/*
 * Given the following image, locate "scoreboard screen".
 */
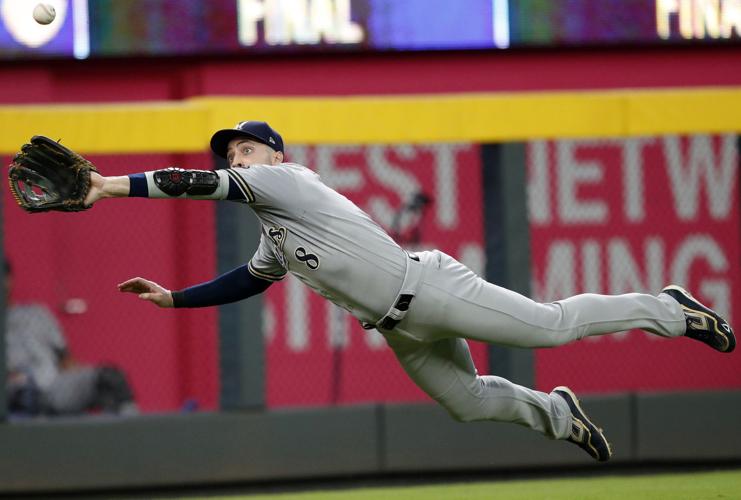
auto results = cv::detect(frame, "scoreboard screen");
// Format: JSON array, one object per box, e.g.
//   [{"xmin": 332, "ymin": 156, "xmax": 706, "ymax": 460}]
[{"xmin": 0, "ymin": 0, "xmax": 738, "ymax": 60}]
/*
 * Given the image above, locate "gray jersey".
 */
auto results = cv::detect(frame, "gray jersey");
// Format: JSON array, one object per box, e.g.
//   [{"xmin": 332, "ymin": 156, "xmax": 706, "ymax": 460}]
[
  {"xmin": 142, "ymin": 160, "xmax": 695, "ymax": 450},
  {"xmin": 145, "ymin": 163, "xmax": 406, "ymax": 322}
]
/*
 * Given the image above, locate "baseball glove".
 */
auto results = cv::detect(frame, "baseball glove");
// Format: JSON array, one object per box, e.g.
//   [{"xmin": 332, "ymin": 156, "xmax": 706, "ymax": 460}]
[{"xmin": 8, "ymin": 136, "xmax": 98, "ymax": 213}]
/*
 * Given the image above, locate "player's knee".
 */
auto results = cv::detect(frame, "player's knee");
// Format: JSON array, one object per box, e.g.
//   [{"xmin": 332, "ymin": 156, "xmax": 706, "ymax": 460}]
[
  {"xmin": 436, "ymin": 398, "xmax": 472, "ymax": 422},
  {"xmin": 444, "ymin": 406, "xmax": 479, "ymax": 423},
  {"xmin": 435, "ymin": 393, "xmax": 482, "ymax": 423},
  {"xmin": 530, "ymin": 334, "xmax": 570, "ymax": 348}
]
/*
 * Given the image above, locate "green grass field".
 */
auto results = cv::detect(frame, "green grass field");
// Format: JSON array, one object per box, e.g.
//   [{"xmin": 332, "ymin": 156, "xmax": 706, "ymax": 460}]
[{"xmin": 191, "ymin": 469, "xmax": 741, "ymax": 500}]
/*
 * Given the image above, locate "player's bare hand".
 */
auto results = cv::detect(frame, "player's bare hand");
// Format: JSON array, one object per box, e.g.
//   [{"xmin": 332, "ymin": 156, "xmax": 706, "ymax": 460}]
[{"xmin": 118, "ymin": 277, "xmax": 174, "ymax": 308}]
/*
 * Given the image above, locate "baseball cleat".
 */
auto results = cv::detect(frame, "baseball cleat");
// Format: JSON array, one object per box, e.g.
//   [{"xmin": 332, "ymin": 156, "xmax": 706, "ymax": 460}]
[
  {"xmin": 661, "ymin": 285, "xmax": 735, "ymax": 353},
  {"xmin": 553, "ymin": 386, "xmax": 612, "ymax": 462}
]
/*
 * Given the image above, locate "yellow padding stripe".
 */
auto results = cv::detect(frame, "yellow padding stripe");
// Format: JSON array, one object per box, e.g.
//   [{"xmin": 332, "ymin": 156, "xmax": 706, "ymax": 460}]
[
  {"xmin": 195, "ymin": 92, "xmax": 627, "ymax": 144},
  {"xmin": 0, "ymin": 87, "xmax": 739, "ymax": 154},
  {"xmin": 0, "ymin": 101, "xmax": 211, "ymax": 154},
  {"xmin": 625, "ymin": 89, "xmax": 741, "ymax": 135}
]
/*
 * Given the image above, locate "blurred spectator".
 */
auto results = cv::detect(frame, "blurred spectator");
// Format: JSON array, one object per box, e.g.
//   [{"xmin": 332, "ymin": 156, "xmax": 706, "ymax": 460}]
[{"xmin": 4, "ymin": 260, "xmax": 138, "ymax": 417}]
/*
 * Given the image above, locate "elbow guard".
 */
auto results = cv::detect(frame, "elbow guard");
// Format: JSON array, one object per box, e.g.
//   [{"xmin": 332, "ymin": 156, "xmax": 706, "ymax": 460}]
[{"xmin": 153, "ymin": 167, "xmax": 219, "ymax": 196}]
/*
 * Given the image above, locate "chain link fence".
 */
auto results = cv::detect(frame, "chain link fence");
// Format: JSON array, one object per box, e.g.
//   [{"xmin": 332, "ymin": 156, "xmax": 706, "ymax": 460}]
[
  {"xmin": 3, "ymin": 152, "xmax": 218, "ymax": 416},
  {"xmin": 3, "ymin": 144, "xmax": 488, "ymax": 414},
  {"xmin": 528, "ymin": 134, "xmax": 740, "ymax": 394},
  {"xmin": 4, "ymin": 134, "xmax": 738, "ymax": 417}
]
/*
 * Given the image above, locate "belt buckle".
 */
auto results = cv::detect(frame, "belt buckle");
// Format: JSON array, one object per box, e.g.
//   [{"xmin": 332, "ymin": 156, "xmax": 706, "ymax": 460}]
[{"xmin": 378, "ymin": 316, "xmax": 399, "ymax": 330}]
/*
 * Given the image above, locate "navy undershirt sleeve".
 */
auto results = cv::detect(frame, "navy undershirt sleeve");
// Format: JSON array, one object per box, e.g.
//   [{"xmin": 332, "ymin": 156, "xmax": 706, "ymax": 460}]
[
  {"xmin": 226, "ymin": 178, "xmax": 247, "ymax": 200},
  {"xmin": 171, "ymin": 264, "xmax": 272, "ymax": 308},
  {"xmin": 128, "ymin": 173, "xmax": 148, "ymax": 197}
]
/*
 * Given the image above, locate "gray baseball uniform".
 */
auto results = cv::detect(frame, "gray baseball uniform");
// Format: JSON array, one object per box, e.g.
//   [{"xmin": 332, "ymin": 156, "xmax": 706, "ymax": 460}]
[{"xmin": 142, "ymin": 162, "xmax": 687, "ymax": 439}]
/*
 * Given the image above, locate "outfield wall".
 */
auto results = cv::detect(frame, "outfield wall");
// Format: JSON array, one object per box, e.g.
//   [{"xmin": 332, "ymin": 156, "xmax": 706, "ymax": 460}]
[{"xmin": 0, "ymin": 100, "xmax": 739, "ymax": 492}]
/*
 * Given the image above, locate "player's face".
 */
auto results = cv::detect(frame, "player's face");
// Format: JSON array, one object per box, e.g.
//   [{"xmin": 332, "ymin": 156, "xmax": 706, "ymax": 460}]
[{"xmin": 226, "ymin": 138, "xmax": 283, "ymax": 168}]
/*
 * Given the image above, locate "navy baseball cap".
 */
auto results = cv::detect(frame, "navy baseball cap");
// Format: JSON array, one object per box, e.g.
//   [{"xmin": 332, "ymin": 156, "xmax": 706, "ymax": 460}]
[{"xmin": 210, "ymin": 120, "xmax": 284, "ymax": 158}]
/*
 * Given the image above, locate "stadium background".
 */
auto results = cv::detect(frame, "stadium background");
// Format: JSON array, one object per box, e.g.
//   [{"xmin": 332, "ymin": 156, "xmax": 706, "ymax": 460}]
[{"xmin": 0, "ymin": 0, "xmax": 739, "ymax": 494}]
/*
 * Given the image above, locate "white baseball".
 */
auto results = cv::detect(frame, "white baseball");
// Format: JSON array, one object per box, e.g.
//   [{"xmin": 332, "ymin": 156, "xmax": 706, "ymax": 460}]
[{"xmin": 32, "ymin": 3, "xmax": 56, "ymax": 25}]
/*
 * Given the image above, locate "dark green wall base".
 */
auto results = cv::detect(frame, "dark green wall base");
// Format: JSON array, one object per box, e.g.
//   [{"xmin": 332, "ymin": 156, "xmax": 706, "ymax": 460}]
[
  {"xmin": 0, "ymin": 391, "xmax": 739, "ymax": 494},
  {"xmin": 384, "ymin": 392, "xmax": 634, "ymax": 470}
]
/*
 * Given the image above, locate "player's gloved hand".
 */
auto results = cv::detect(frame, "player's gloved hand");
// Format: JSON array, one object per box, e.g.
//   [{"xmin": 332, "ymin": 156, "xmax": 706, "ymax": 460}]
[
  {"xmin": 118, "ymin": 277, "xmax": 174, "ymax": 308},
  {"xmin": 8, "ymin": 135, "xmax": 99, "ymax": 212}
]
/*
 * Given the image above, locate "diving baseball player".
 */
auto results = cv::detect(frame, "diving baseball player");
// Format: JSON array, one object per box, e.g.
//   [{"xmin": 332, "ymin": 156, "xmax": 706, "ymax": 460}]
[{"xmin": 83, "ymin": 121, "xmax": 736, "ymax": 462}]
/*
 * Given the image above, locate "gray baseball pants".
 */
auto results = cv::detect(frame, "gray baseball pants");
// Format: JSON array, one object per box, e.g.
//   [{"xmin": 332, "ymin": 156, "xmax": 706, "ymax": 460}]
[{"xmin": 380, "ymin": 250, "xmax": 687, "ymax": 440}]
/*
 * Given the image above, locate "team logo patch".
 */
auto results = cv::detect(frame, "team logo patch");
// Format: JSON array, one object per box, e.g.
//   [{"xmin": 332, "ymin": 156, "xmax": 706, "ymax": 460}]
[
  {"xmin": 267, "ymin": 226, "xmax": 288, "ymax": 267},
  {"xmin": 268, "ymin": 226, "xmax": 286, "ymax": 248}
]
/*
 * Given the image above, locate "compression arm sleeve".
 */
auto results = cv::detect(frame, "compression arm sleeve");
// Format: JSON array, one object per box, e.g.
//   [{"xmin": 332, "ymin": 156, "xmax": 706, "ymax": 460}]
[
  {"xmin": 171, "ymin": 264, "xmax": 272, "ymax": 308},
  {"xmin": 127, "ymin": 170, "xmax": 247, "ymax": 201}
]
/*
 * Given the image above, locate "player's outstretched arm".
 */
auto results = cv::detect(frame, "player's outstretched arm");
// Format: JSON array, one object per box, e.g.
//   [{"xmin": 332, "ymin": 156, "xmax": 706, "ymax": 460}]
[
  {"xmin": 85, "ymin": 167, "xmax": 236, "ymax": 206},
  {"xmin": 118, "ymin": 265, "xmax": 273, "ymax": 309},
  {"xmin": 118, "ymin": 277, "xmax": 174, "ymax": 308}
]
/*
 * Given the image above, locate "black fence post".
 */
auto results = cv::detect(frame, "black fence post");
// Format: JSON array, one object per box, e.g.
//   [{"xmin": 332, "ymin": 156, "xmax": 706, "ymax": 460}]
[
  {"xmin": 214, "ymin": 155, "xmax": 265, "ymax": 410},
  {"xmin": 481, "ymin": 143, "xmax": 535, "ymax": 388}
]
